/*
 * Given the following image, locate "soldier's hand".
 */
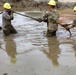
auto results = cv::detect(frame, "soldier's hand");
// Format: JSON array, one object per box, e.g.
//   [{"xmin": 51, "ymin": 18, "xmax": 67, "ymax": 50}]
[{"xmin": 36, "ymin": 18, "xmax": 43, "ymax": 22}]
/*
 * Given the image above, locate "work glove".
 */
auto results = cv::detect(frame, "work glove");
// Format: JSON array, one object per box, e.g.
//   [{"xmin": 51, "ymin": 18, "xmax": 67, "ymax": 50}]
[
  {"xmin": 36, "ymin": 18, "xmax": 43, "ymax": 22},
  {"xmin": 62, "ymin": 23, "xmax": 70, "ymax": 31}
]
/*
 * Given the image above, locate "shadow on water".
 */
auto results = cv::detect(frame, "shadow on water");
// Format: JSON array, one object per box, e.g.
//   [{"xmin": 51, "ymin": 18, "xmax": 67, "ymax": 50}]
[
  {"xmin": 3, "ymin": 37, "xmax": 17, "ymax": 64},
  {"xmin": 0, "ymin": 36, "xmax": 35, "ymax": 64},
  {"xmin": 0, "ymin": 36, "xmax": 18, "ymax": 64},
  {"xmin": 56, "ymin": 34, "xmax": 76, "ymax": 66},
  {"xmin": 59, "ymin": 42, "xmax": 76, "ymax": 66},
  {"xmin": 41, "ymin": 36, "xmax": 60, "ymax": 67},
  {"xmin": 41, "ymin": 34, "xmax": 76, "ymax": 67}
]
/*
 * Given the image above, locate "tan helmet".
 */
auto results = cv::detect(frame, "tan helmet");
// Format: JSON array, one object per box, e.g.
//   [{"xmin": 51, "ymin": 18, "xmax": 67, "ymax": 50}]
[
  {"xmin": 3, "ymin": 3, "xmax": 11, "ymax": 9},
  {"xmin": 48, "ymin": 0, "xmax": 56, "ymax": 6}
]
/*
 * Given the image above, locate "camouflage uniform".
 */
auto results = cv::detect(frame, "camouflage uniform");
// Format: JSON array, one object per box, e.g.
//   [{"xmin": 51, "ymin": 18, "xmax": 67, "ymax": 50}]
[
  {"xmin": 43, "ymin": 9, "xmax": 59, "ymax": 37},
  {"xmin": 73, "ymin": 18, "xmax": 76, "ymax": 26},
  {"xmin": 2, "ymin": 10, "xmax": 17, "ymax": 36}
]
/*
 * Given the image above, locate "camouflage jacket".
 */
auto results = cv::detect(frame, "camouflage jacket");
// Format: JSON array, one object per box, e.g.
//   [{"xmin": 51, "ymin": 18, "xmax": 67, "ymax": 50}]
[
  {"xmin": 73, "ymin": 18, "xmax": 76, "ymax": 26},
  {"xmin": 43, "ymin": 9, "xmax": 60, "ymax": 31},
  {"xmin": 2, "ymin": 10, "xmax": 14, "ymax": 29}
]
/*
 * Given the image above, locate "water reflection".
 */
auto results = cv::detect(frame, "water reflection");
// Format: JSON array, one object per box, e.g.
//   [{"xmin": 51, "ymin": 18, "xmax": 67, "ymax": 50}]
[
  {"xmin": 58, "ymin": 41, "xmax": 76, "ymax": 66},
  {"xmin": 42, "ymin": 36, "xmax": 60, "ymax": 67},
  {"xmin": 4, "ymin": 37, "xmax": 17, "ymax": 64},
  {"xmin": 73, "ymin": 44, "xmax": 76, "ymax": 57}
]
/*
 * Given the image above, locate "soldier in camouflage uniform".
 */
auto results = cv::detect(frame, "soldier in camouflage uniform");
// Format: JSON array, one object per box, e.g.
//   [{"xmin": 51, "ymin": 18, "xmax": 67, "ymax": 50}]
[
  {"xmin": 67, "ymin": 6, "xmax": 76, "ymax": 28},
  {"xmin": 2, "ymin": 3, "xmax": 17, "ymax": 36},
  {"xmin": 39, "ymin": 0, "xmax": 59, "ymax": 37}
]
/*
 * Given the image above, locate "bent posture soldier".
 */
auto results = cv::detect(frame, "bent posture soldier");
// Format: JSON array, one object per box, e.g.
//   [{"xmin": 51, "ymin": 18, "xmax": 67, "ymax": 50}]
[
  {"xmin": 67, "ymin": 6, "xmax": 76, "ymax": 28},
  {"xmin": 39, "ymin": 0, "xmax": 59, "ymax": 37},
  {"xmin": 2, "ymin": 3, "xmax": 17, "ymax": 36}
]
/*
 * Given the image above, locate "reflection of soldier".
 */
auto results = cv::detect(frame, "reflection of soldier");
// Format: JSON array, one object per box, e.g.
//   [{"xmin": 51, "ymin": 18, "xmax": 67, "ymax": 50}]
[
  {"xmin": 42, "ymin": 36, "xmax": 60, "ymax": 67},
  {"xmin": 71, "ymin": 43, "xmax": 76, "ymax": 57},
  {"xmin": 4, "ymin": 37, "xmax": 17, "ymax": 64}
]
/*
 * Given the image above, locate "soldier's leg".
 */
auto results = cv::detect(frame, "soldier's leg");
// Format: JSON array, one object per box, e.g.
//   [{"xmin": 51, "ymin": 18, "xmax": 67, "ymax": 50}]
[
  {"xmin": 10, "ymin": 25, "xmax": 17, "ymax": 34},
  {"xmin": 46, "ymin": 29, "xmax": 52, "ymax": 37},
  {"xmin": 3, "ymin": 29, "xmax": 10, "ymax": 36}
]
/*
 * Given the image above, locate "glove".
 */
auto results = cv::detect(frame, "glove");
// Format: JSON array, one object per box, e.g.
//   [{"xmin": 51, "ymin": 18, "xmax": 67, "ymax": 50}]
[
  {"xmin": 36, "ymin": 18, "xmax": 43, "ymax": 22},
  {"xmin": 62, "ymin": 23, "xmax": 69, "ymax": 27}
]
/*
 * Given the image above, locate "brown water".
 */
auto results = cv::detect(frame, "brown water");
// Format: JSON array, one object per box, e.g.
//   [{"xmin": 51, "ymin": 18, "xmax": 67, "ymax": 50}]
[{"xmin": 0, "ymin": 9, "xmax": 76, "ymax": 75}]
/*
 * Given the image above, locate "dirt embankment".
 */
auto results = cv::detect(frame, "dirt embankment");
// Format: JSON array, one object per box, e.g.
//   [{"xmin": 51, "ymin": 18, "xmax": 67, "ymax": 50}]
[{"xmin": 0, "ymin": 0, "xmax": 76, "ymax": 11}]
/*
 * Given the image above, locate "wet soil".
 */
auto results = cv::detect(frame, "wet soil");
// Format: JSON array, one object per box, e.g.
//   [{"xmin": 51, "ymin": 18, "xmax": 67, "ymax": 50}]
[
  {"xmin": 0, "ymin": 0, "xmax": 76, "ymax": 11},
  {"xmin": 0, "ymin": 8, "xmax": 76, "ymax": 75}
]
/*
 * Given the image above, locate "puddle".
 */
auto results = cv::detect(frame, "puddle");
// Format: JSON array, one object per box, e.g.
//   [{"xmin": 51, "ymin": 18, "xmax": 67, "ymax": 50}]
[{"xmin": 0, "ymin": 9, "xmax": 76, "ymax": 75}]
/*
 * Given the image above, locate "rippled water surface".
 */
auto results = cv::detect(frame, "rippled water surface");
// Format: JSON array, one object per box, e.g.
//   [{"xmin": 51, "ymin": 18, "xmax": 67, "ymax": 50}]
[{"xmin": 0, "ymin": 9, "xmax": 76, "ymax": 75}]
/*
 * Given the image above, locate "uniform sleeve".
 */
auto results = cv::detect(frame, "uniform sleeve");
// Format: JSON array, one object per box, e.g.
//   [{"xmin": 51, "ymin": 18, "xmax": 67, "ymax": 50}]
[
  {"xmin": 52, "ymin": 11, "xmax": 60, "ymax": 21},
  {"xmin": 3, "ymin": 12, "xmax": 14, "ymax": 20},
  {"xmin": 42, "ymin": 10, "xmax": 49, "ymax": 22},
  {"xmin": 48, "ymin": 10, "xmax": 59, "ymax": 24}
]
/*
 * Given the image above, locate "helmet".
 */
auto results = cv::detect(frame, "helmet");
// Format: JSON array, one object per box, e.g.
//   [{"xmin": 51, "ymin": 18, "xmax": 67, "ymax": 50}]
[
  {"xmin": 48, "ymin": 0, "xmax": 56, "ymax": 6},
  {"xmin": 3, "ymin": 3, "xmax": 11, "ymax": 9},
  {"xmin": 73, "ymin": 6, "xmax": 76, "ymax": 11}
]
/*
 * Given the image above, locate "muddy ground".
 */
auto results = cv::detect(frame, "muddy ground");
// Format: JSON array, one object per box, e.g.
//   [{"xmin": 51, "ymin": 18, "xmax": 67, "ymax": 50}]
[{"xmin": 0, "ymin": 8, "xmax": 76, "ymax": 75}]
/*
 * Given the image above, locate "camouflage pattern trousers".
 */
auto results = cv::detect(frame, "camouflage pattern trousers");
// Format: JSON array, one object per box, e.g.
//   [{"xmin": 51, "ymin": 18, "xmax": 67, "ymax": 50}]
[{"xmin": 3, "ymin": 25, "xmax": 17, "ymax": 36}]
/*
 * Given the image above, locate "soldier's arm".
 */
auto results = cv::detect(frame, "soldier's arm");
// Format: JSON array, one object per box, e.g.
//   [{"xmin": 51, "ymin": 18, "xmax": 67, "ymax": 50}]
[
  {"xmin": 37, "ymin": 11, "xmax": 48, "ymax": 22},
  {"xmin": 42, "ymin": 10, "xmax": 48, "ymax": 22},
  {"xmin": 3, "ymin": 12, "xmax": 14, "ymax": 20}
]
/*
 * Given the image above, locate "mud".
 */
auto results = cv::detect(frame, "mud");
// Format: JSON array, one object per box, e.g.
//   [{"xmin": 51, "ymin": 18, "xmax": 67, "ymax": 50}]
[
  {"xmin": 0, "ymin": 0, "xmax": 76, "ymax": 10},
  {"xmin": 0, "ymin": 9, "xmax": 76, "ymax": 75}
]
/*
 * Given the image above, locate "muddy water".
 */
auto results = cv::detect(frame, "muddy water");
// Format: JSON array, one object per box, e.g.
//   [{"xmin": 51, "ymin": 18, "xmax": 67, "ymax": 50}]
[{"xmin": 0, "ymin": 9, "xmax": 76, "ymax": 75}]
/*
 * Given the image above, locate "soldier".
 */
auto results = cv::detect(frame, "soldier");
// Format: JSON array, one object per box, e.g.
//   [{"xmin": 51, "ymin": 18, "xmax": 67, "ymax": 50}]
[
  {"xmin": 39, "ymin": 0, "xmax": 60, "ymax": 37},
  {"xmin": 66, "ymin": 6, "xmax": 76, "ymax": 29},
  {"xmin": 2, "ymin": 3, "xmax": 17, "ymax": 36}
]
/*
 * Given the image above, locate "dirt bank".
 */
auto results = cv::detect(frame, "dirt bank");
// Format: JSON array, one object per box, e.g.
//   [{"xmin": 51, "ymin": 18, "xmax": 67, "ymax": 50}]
[{"xmin": 0, "ymin": 0, "xmax": 76, "ymax": 11}]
